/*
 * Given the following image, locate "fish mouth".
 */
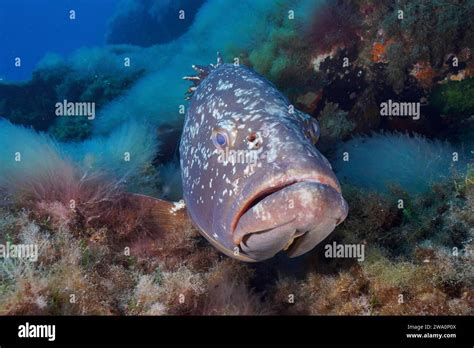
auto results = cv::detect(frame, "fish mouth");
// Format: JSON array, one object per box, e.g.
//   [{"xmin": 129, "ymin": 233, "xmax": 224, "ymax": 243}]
[
  {"xmin": 231, "ymin": 174, "xmax": 341, "ymax": 238},
  {"xmin": 231, "ymin": 175, "xmax": 347, "ymax": 261}
]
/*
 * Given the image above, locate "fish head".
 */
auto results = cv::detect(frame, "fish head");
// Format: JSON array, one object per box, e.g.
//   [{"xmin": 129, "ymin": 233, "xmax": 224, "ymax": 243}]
[{"xmin": 180, "ymin": 64, "xmax": 348, "ymax": 262}]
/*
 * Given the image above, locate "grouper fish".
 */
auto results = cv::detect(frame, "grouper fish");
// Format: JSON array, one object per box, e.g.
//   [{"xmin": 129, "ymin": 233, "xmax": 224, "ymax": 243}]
[{"xmin": 139, "ymin": 54, "xmax": 348, "ymax": 262}]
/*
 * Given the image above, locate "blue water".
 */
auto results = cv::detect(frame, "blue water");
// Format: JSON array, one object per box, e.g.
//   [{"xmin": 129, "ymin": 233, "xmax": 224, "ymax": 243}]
[
  {"xmin": 0, "ymin": 0, "xmax": 117, "ymax": 82},
  {"xmin": 0, "ymin": 0, "xmax": 205, "ymax": 82}
]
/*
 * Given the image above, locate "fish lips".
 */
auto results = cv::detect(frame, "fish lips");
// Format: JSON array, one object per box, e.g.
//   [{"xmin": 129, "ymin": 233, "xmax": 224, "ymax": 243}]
[{"xmin": 232, "ymin": 181, "xmax": 348, "ymax": 261}]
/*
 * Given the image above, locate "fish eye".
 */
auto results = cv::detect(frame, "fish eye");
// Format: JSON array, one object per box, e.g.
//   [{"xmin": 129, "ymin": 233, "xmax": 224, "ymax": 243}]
[
  {"xmin": 308, "ymin": 119, "xmax": 320, "ymax": 144},
  {"xmin": 212, "ymin": 128, "xmax": 229, "ymax": 150}
]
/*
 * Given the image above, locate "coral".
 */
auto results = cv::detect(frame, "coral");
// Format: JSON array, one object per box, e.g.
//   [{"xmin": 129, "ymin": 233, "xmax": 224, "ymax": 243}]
[
  {"xmin": 266, "ymin": 214, "xmax": 472, "ymax": 316},
  {"xmin": 0, "ymin": 205, "xmax": 210, "ymax": 315}
]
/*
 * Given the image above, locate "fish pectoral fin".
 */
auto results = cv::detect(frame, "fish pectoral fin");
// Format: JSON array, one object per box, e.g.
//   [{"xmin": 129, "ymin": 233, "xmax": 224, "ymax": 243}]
[{"xmin": 127, "ymin": 194, "xmax": 192, "ymax": 236}]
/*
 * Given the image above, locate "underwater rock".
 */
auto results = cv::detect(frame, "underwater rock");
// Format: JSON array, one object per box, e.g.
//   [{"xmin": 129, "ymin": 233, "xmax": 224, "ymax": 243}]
[
  {"xmin": 410, "ymin": 61, "xmax": 437, "ymax": 89},
  {"xmin": 319, "ymin": 50, "xmax": 367, "ymax": 107},
  {"xmin": 430, "ymin": 78, "xmax": 474, "ymax": 123},
  {"xmin": 334, "ymin": 186, "xmax": 402, "ymax": 248},
  {"xmin": 0, "ymin": 55, "xmax": 144, "ymax": 140},
  {"xmin": 106, "ymin": 0, "xmax": 206, "ymax": 47},
  {"xmin": 0, "ymin": 68, "xmax": 66, "ymax": 131},
  {"xmin": 306, "ymin": 1, "xmax": 361, "ymax": 54},
  {"xmin": 295, "ymin": 90, "xmax": 323, "ymax": 114},
  {"xmin": 371, "ymin": 40, "xmax": 393, "ymax": 64},
  {"xmin": 381, "ymin": 0, "xmax": 474, "ymax": 70},
  {"xmin": 248, "ymin": 24, "xmax": 313, "ymax": 89},
  {"xmin": 317, "ymin": 102, "xmax": 355, "ymax": 149},
  {"xmin": 157, "ymin": 162, "xmax": 183, "ymax": 201}
]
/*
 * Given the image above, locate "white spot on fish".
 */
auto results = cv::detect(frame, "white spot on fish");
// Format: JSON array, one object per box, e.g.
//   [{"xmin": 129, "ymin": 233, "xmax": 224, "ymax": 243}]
[{"xmin": 170, "ymin": 200, "xmax": 186, "ymax": 215}]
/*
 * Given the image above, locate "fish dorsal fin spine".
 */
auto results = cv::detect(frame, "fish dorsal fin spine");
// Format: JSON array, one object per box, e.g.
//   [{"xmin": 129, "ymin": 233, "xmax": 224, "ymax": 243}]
[{"xmin": 183, "ymin": 52, "xmax": 223, "ymax": 100}]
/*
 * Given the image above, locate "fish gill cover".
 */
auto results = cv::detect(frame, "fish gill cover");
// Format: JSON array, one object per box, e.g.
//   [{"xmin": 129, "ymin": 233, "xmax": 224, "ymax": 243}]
[{"xmin": 0, "ymin": 0, "xmax": 472, "ymax": 315}]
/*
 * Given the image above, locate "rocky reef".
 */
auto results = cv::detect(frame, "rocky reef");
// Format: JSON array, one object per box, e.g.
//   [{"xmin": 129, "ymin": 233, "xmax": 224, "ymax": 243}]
[{"xmin": 0, "ymin": 171, "xmax": 471, "ymax": 315}]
